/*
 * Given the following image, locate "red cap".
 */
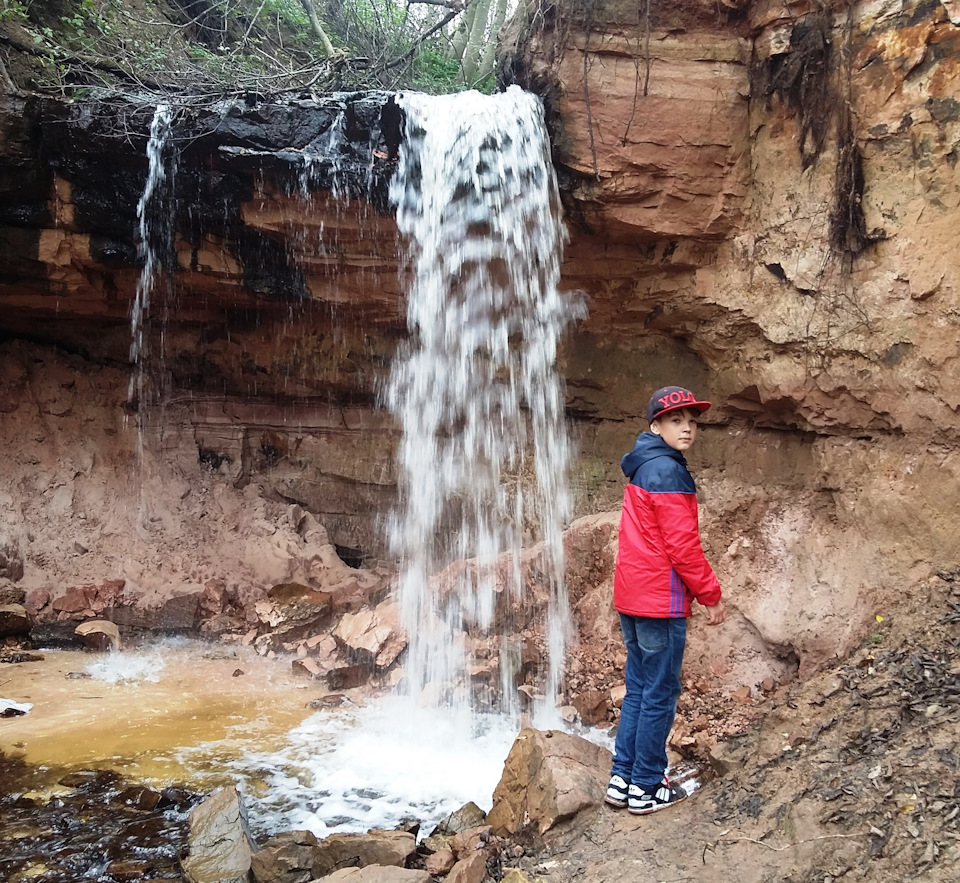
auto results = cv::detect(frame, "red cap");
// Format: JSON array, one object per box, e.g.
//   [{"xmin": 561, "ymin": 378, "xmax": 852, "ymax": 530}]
[{"xmin": 646, "ymin": 386, "xmax": 712, "ymax": 424}]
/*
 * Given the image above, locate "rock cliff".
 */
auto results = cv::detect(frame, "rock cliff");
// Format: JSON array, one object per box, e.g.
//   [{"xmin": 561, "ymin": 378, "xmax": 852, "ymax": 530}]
[
  {"xmin": 505, "ymin": 0, "xmax": 960, "ymax": 684},
  {"xmin": 1, "ymin": 0, "xmax": 958, "ymax": 692}
]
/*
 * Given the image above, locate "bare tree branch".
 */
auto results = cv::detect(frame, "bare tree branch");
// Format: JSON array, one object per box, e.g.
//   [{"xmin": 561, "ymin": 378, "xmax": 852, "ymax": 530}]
[
  {"xmin": 379, "ymin": 7, "xmax": 461, "ymax": 72},
  {"xmin": 298, "ymin": 0, "xmax": 339, "ymax": 57}
]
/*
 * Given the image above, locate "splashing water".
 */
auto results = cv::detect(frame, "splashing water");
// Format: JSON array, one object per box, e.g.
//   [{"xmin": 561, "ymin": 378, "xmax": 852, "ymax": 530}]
[
  {"xmin": 84, "ymin": 650, "xmax": 166, "ymax": 685},
  {"xmin": 387, "ymin": 87, "xmax": 583, "ymax": 720},
  {"xmin": 220, "ymin": 699, "xmax": 519, "ymax": 839}
]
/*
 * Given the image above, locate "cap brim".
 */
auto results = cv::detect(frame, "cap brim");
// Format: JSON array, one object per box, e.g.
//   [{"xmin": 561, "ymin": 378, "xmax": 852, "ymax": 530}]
[{"xmin": 657, "ymin": 400, "xmax": 711, "ymax": 418}]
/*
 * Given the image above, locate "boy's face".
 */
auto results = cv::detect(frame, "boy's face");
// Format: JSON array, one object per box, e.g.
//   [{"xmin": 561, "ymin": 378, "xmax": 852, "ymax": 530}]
[{"xmin": 651, "ymin": 407, "xmax": 700, "ymax": 452}]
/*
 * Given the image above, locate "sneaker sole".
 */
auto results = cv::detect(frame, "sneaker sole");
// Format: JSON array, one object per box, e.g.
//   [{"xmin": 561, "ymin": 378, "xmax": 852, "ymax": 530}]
[
  {"xmin": 627, "ymin": 793, "xmax": 687, "ymax": 815},
  {"xmin": 604, "ymin": 795, "xmax": 628, "ymax": 808}
]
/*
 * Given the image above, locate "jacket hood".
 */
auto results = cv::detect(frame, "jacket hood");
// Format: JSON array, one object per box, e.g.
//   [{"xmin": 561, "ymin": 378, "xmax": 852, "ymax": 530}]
[{"xmin": 620, "ymin": 431, "xmax": 686, "ymax": 480}]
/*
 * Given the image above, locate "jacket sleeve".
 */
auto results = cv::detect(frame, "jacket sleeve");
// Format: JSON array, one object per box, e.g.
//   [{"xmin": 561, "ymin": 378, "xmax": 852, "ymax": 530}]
[{"xmin": 650, "ymin": 491, "xmax": 722, "ymax": 607}]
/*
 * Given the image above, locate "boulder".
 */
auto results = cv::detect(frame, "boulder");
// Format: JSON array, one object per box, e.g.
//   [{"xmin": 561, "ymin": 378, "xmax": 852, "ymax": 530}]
[
  {"xmin": 446, "ymin": 851, "xmax": 488, "ymax": 883},
  {"xmin": 28, "ymin": 620, "xmax": 86, "ymax": 649},
  {"xmin": 108, "ymin": 591, "xmax": 201, "ymax": 632},
  {"xmin": 487, "ymin": 728, "xmax": 611, "ymax": 841},
  {"xmin": 332, "ymin": 600, "xmax": 406, "ymax": 668},
  {"xmin": 325, "ymin": 661, "xmax": 372, "ymax": 690},
  {"xmin": 448, "ymin": 826, "xmax": 494, "ymax": 860},
  {"xmin": 200, "ymin": 579, "xmax": 229, "ymax": 617},
  {"xmin": 181, "ymin": 787, "xmax": 255, "ymax": 883},
  {"xmin": 423, "ymin": 851, "xmax": 456, "ymax": 875},
  {"xmin": 112, "ymin": 785, "xmax": 163, "ymax": 811},
  {"xmin": 250, "ymin": 830, "xmax": 318, "ymax": 883},
  {"xmin": 571, "ymin": 688, "xmax": 609, "ymax": 726},
  {"xmin": 291, "ymin": 657, "xmax": 322, "ymax": 679},
  {"xmin": 436, "ymin": 802, "xmax": 487, "ymax": 836},
  {"xmin": 75, "ymin": 619, "xmax": 121, "ymax": 652},
  {"xmin": 254, "ymin": 583, "xmax": 334, "ymax": 647},
  {"xmin": 311, "ymin": 830, "xmax": 416, "ymax": 879},
  {"xmin": 51, "ymin": 580, "xmax": 126, "ymax": 619},
  {"xmin": 53, "ymin": 585, "xmax": 96, "ymax": 615},
  {"xmin": 0, "ymin": 602, "xmax": 30, "ymax": 637},
  {"xmin": 24, "ymin": 588, "xmax": 50, "ymax": 617}
]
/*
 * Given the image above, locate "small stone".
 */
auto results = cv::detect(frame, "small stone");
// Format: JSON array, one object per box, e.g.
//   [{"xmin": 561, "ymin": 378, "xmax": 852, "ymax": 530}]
[
  {"xmin": 609, "ymin": 684, "xmax": 626, "ymax": 707},
  {"xmin": 75, "ymin": 619, "xmax": 121, "ymax": 652},
  {"xmin": 424, "ymin": 850, "xmax": 456, "ymax": 875},
  {"xmin": 292, "ymin": 657, "xmax": 321, "ymax": 678}
]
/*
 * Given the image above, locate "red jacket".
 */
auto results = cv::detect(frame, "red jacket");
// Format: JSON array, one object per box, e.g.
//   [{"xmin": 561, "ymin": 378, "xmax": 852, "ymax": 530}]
[{"xmin": 613, "ymin": 432, "xmax": 722, "ymax": 618}]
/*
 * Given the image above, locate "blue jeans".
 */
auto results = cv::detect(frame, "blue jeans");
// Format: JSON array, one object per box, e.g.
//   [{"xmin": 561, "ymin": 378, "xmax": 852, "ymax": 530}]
[{"xmin": 611, "ymin": 614, "xmax": 686, "ymax": 789}]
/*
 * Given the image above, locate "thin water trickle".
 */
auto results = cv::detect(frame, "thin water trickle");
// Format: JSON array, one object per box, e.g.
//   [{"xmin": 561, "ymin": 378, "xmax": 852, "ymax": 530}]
[
  {"xmin": 128, "ymin": 104, "xmax": 175, "ymax": 411},
  {"xmin": 387, "ymin": 87, "xmax": 584, "ymax": 719}
]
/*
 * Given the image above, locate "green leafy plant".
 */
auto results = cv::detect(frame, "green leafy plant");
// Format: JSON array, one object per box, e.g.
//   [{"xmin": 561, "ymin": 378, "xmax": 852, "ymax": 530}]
[{"xmin": 0, "ymin": 0, "xmax": 29, "ymax": 22}]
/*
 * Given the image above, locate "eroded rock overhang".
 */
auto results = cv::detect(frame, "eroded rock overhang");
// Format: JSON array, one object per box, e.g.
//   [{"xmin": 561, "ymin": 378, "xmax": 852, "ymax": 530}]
[{"xmin": 0, "ymin": 90, "xmax": 406, "ymax": 344}]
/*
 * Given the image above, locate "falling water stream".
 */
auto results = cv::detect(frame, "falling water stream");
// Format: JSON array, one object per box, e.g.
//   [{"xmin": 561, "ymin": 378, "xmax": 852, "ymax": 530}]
[{"xmin": 388, "ymin": 87, "xmax": 582, "ymax": 720}]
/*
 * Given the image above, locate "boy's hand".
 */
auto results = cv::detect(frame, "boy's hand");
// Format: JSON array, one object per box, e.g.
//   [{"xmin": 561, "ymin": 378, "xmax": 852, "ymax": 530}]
[{"xmin": 703, "ymin": 600, "xmax": 726, "ymax": 625}]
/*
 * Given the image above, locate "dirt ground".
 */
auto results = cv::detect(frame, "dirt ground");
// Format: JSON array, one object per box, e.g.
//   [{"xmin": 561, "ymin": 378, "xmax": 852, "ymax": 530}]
[{"xmin": 521, "ymin": 567, "xmax": 960, "ymax": 883}]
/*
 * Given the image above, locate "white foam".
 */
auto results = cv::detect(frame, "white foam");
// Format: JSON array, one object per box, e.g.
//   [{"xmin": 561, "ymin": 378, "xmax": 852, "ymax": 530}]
[{"xmin": 221, "ymin": 697, "xmax": 519, "ymax": 839}]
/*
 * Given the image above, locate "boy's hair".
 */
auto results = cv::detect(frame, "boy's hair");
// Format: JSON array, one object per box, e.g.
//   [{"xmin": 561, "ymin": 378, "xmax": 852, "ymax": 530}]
[{"xmin": 646, "ymin": 386, "xmax": 711, "ymax": 424}]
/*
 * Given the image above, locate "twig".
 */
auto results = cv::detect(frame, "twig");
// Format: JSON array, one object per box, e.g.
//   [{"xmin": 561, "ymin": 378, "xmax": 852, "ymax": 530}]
[
  {"xmin": 581, "ymin": 0, "xmax": 600, "ymax": 181},
  {"xmin": 0, "ymin": 50, "xmax": 20, "ymax": 95},
  {"xmin": 378, "ymin": 8, "xmax": 461, "ymax": 72},
  {"xmin": 704, "ymin": 829, "xmax": 870, "ymax": 862}
]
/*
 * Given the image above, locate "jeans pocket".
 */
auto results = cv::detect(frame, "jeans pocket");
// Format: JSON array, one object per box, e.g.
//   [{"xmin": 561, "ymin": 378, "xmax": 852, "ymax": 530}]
[{"xmin": 634, "ymin": 617, "xmax": 668, "ymax": 654}]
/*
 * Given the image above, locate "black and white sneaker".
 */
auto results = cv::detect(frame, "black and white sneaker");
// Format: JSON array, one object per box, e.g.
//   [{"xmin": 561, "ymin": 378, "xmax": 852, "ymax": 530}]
[
  {"xmin": 604, "ymin": 774, "xmax": 630, "ymax": 808},
  {"xmin": 628, "ymin": 780, "xmax": 687, "ymax": 815}
]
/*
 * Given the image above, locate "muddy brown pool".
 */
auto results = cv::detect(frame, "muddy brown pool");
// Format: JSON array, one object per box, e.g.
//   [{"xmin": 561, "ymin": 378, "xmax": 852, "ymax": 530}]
[{"xmin": 0, "ymin": 642, "xmax": 322, "ymax": 792}]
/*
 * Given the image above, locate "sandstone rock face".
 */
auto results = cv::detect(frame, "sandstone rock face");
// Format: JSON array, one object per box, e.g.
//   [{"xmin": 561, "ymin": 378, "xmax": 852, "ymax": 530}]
[{"xmin": 505, "ymin": 0, "xmax": 751, "ymax": 242}]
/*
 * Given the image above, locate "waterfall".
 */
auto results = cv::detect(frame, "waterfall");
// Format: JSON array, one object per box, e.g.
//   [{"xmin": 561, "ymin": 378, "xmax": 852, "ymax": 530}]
[
  {"xmin": 128, "ymin": 104, "xmax": 176, "ymax": 411},
  {"xmin": 387, "ymin": 86, "xmax": 583, "ymax": 720}
]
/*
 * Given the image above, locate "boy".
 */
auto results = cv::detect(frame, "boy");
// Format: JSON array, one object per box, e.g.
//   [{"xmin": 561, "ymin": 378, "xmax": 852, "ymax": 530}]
[{"xmin": 605, "ymin": 385, "xmax": 726, "ymax": 815}]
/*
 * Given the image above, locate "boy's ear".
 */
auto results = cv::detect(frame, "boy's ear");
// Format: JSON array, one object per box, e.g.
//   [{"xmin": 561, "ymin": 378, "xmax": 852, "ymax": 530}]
[{"xmin": 650, "ymin": 419, "xmax": 661, "ymax": 436}]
